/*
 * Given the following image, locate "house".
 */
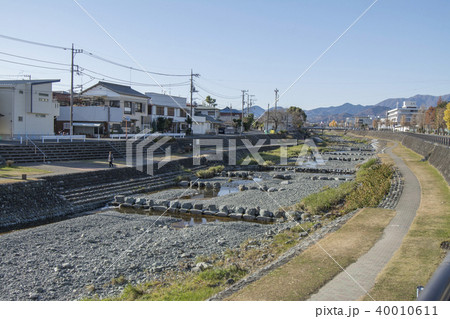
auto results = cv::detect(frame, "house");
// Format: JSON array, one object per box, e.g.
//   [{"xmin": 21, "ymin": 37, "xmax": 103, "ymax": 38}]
[
  {"xmin": 194, "ymin": 106, "xmax": 220, "ymax": 119},
  {"xmin": 80, "ymin": 81, "xmax": 149, "ymax": 134},
  {"xmin": 387, "ymin": 101, "xmax": 419, "ymax": 130},
  {"xmin": 0, "ymin": 79, "xmax": 60, "ymax": 139},
  {"xmin": 220, "ymin": 107, "xmax": 242, "ymax": 124},
  {"xmin": 145, "ymin": 92, "xmax": 188, "ymax": 133}
]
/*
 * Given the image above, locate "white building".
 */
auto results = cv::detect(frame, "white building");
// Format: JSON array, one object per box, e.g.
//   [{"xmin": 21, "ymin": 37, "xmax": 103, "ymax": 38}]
[
  {"xmin": 81, "ymin": 81, "xmax": 149, "ymax": 134},
  {"xmin": 387, "ymin": 101, "xmax": 419, "ymax": 129},
  {"xmin": 0, "ymin": 79, "xmax": 60, "ymax": 139},
  {"xmin": 145, "ymin": 92, "xmax": 188, "ymax": 132}
]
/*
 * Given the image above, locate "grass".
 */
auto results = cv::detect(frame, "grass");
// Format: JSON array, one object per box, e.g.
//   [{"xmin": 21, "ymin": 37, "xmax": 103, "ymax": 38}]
[
  {"xmin": 227, "ymin": 207, "xmax": 396, "ymax": 300},
  {"xmin": 296, "ymin": 158, "xmax": 393, "ymax": 215},
  {"xmin": 361, "ymin": 144, "xmax": 450, "ymax": 300},
  {"xmin": 0, "ymin": 165, "xmax": 51, "ymax": 179},
  {"xmin": 195, "ymin": 165, "xmax": 224, "ymax": 179}
]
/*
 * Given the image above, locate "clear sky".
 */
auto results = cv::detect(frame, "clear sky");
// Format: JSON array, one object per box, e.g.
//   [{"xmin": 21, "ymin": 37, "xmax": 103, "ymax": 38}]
[{"xmin": 1, "ymin": 0, "xmax": 449, "ymax": 110}]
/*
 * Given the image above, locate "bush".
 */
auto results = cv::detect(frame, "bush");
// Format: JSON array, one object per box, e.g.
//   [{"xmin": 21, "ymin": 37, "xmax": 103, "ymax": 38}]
[
  {"xmin": 5, "ymin": 160, "xmax": 14, "ymax": 167},
  {"xmin": 195, "ymin": 165, "xmax": 224, "ymax": 179}
]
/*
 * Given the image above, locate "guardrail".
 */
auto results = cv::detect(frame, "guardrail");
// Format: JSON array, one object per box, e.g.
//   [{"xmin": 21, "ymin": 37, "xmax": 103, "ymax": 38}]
[
  {"xmin": 41, "ymin": 135, "xmax": 87, "ymax": 143},
  {"xmin": 406, "ymin": 132, "xmax": 450, "ymax": 147},
  {"xmin": 417, "ymin": 252, "xmax": 450, "ymax": 301},
  {"xmin": 110, "ymin": 133, "xmax": 186, "ymax": 139}
]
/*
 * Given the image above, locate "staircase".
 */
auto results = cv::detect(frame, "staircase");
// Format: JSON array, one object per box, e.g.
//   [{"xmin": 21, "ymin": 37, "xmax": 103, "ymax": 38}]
[{"xmin": 44, "ymin": 165, "xmax": 207, "ymax": 211}]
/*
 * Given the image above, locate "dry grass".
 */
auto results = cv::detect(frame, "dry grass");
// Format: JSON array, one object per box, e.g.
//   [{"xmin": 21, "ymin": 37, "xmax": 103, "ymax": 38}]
[
  {"xmin": 362, "ymin": 144, "xmax": 450, "ymax": 300},
  {"xmin": 227, "ymin": 207, "xmax": 395, "ymax": 300}
]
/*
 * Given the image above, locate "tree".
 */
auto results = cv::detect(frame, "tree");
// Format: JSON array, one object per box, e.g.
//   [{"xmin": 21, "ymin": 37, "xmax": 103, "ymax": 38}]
[
  {"xmin": 444, "ymin": 102, "xmax": 450, "ymax": 131},
  {"xmin": 436, "ymin": 102, "xmax": 447, "ymax": 135},
  {"xmin": 425, "ymin": 106, "xmax": 436, "ymax": 133},
  {"xmin": 329, "ymin": 120, "xmax": 338, "ymax": 127},
  {"xmin": 400, "ymin": 115, "xmax": 407, "ymax": 128},
  {"xmin": 415, "ymin": 107, "xmax": 426, "ymax": 133},
  {"xmin": 372, "ymin": 118, "xmax": 379, "ymax": 130},
  {"xmin": 204, "ymin": 96, "xmax": 217, "ymax": 108},
  {"xmin": 287, "ymin": 106, "xmax": 307, "ymax": 130},
  {"xmin": 243, "ymin": 113, "xmax": 254, "ymax": 131}
]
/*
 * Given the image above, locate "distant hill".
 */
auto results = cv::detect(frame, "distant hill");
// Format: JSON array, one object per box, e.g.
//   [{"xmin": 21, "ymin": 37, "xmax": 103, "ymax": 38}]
[
  {"xmin": 305, "ymin": 93, "xmax": 450, "ymax": 123},
  {"xmin": 375, "ymin": 94, "xmax": 450, "ymax": 108},
  {"xmin": 248, "ymin": 105, "xmax": 265, "ymax": 118}
]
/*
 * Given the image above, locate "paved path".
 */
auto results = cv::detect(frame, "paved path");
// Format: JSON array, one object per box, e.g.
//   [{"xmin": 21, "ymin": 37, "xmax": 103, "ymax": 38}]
[{"xmin": 309, "ymin": 143, "xmax": 421, "ymax": 301}]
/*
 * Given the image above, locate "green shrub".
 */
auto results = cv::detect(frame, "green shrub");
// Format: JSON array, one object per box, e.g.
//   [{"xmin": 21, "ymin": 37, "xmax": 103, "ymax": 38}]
[{"xmin": 195, "ymin": 165, "xmax": 224, "ymax": 179}]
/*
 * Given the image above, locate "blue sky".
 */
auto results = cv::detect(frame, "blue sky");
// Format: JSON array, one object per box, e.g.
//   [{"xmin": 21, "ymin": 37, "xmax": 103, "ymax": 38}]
[{"xmin": 1, "ymin": 0, "xmax": 449, "ymax": 110}]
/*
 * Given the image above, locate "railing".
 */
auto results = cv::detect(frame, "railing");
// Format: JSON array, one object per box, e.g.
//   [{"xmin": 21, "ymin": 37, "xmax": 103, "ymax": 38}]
[
  {"xmin": 41, "ymin": 135, "xmax": 86, "ymax": 143},
  {"xmin": 25, "ymin": 137, "xmax": 47, "ymax": 163},
  {"xmin": 406, "ymin": 132, "xmax": 450, "ymax": 147},
  {"xmin": 110, "ymin": 133, "xmax": 186, "ymax": 139},
  {"xmin": 417, "ymin": 252, "xmax": 450, "ymax": 301}
]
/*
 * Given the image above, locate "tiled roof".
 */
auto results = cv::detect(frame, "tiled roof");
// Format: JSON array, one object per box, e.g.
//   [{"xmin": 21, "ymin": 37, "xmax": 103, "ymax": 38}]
[{"xmin": 87, "ymin": 81, "xmax": 148, "ymax": 98}]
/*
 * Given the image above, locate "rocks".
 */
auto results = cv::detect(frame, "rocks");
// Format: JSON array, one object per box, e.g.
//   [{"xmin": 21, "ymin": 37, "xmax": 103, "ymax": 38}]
[
  {"xmin": 235, "ymin": 207, "xmax": 246, "ymax": 214},
  {"xmin": 260, "ymin": 210, "xmax": 273, "ymax": 218},
  {"xmin": 219, "ymin": 205, "xmax": 229, "ymax": 214},
  {"xmin": 193, "ymin": 203, "xmax": 203, "ymax": 210},
  {"xmin": 238, "ymin": 185, "xmax": 248, "ymax": 191},
  {"xmin": 246, "ymin": 208, "xmax": 258, "ymax": 216},
  {"xmin": 181, "ymin": 202, "xmax": 193, "ymax": 210},
  {"xmin": 124, "ymin": 197, "xmax": 135, "ymax": 205},
  {"xmin": 169, "ymin": 201, "xmax": 180, "ymax": 209},
  {"xmin": 179, "ymin": 181, "xmax": 190, "ymax": 187},
  {"xmin": 300, "ymin": 212, "xmax": 311, "ymax": 220},
  {"xmin": 280, "ymin": 181, "xmax": 291, "ymax": 185},
  {"xmin": 273, "ymin": 211, "xmax": 286, "ymax": 219},
  {"xmin": 213, "ymin": 182, "xmax": 221, "ymax": 189},
  {"xmin": 286, "ymin": 211, "xmax": 301, "ymax": 221},
  {"xmin": 114, "ymin": 195, "xmax": 125, "ymax": 203},
  {"xmin": 192, "ymin": 262, "xmax": 211, "ymax": 272},
  {"xmin": 267, "ymin": 187, "xmax": 277, "ymax": 192},
  {"xmin": 135, "ymin": 198, "xmax": 147, "ymax": 205}
]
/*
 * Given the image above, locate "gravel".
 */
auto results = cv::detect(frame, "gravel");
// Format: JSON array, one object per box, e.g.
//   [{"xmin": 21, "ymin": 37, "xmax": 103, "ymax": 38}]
[{"xmin": 0, "ymin": 210, "xmax": 291, "ymax": 301}]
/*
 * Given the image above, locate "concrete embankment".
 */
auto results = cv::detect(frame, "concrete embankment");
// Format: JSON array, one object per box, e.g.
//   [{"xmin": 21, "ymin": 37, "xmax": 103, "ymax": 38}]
[{"xmin": 353, "ymin": 131, "xmax": 450, "ymax": 184}]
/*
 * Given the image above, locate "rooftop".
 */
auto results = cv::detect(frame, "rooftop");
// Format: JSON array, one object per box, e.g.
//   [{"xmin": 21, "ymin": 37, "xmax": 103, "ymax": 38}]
[{"xmin": 83, "ymin": 81, "xmax": 148, "ymax": 98}]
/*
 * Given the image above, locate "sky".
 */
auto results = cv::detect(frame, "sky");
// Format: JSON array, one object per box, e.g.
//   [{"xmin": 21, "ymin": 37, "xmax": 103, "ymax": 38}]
[{"xmin": 1, "ymin": 0, "xmax": 450, "ymax": 110}]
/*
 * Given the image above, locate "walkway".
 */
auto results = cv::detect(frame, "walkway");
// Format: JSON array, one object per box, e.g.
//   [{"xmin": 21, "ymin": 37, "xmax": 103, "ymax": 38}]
[{"xmin": 309, "ymin": 143, "xmax": 421, "ymax": 300}]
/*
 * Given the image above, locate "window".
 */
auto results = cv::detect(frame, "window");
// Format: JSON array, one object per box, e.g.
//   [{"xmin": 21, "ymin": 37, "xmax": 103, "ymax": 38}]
[
  {"xmin": 18, "ymin": 116, "xmax": 23, "ymax": 122},
  {"xmin": 39, "ymin": 93, "xmax": 49, "ymax": 97},
  {"xmin": 19, "ymin": 90, "xmax": 24, "ymax": 94},
  {"xmin": 167, "ymin": 107, "xmax": 174, "ymax": 116},
  {"xmin": 63, "ymin": 123, "xmax": 70, "ymax": 130},
  {"xmin": 39, "ymin": 98, "xmax": 49, "ymax": 102},
  {"xmin": 124, "ymin": 101, "xmax": 133, "ymax": 114},
  {"xmin": 35, "ymin": 114, "xmax": 46, "ymax": 118},
  {"xmin": 180, "ymin": 109, "xmax": 186, "ymax": 117},
  {"xmin": 109, "ymin": 100, "xmax": 120, "ymax": 108},
  {"xmin": 156, "ymin": 106, "xmax": 164, "ymax": 115},
  {"xmin": 208, "ymin": 111, "xmax": 216, "ymax": 116},
  {"xmin": 136, "ymin": 102, "xmax": 143, "ymax": 112}
]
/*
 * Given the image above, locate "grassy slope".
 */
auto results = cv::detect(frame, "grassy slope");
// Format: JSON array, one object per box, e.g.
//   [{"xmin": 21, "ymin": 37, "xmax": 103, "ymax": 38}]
[{"xmin": 228, "ymin": 207, "xmax": 395, "ymax": 300}]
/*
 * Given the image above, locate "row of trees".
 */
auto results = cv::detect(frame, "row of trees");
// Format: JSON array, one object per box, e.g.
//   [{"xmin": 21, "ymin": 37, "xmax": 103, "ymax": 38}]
[{"xmin": 256, "ymin": 106, "xmax": 307, "ymax": 132}]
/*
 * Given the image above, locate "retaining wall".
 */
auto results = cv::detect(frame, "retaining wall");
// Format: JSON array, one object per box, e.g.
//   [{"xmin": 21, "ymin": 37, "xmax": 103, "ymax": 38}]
[{"xmin": 352, "ymin": 131, "xmax": 450, "ymax": 185}]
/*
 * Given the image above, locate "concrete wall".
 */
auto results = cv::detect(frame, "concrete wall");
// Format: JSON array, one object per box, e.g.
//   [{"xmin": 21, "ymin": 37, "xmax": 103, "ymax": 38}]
[{"xmin": 352, "ymin": 131, "xmax": 450, "ymax": 185}]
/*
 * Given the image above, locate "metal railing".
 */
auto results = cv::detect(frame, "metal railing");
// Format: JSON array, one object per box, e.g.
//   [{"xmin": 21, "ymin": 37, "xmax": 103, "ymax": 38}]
[
  {"xmin": 25, "ymin": 137, "xmax": 47, "ymax": 163},
  {"xmin": 406, "ymin": 132, "xmax": 450, "ymax": 147},
  {"xmin": 110, "ymin": 133, "xmax": 186, "ymax": 139}
]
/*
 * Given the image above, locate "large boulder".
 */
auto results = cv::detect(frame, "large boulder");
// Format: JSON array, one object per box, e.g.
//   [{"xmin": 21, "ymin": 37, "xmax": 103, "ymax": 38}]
[
  {"xmin": 124, "ymin": 197, "xmax": 135, "ymax": 205},
  {"xmin": 267, "ymin": 187, "xmax": 278, "ymax": 192},
  {"xmin": 181, "ymin": 202, "xmax": 193, "ymax": 209},
  {"xmin": 179, "ymin": 181, "xmax": 190, "ymax": 187},
  {"xmin": 238, "ymin": 185, "xmax": 248, "ymax": 191},
  {"xmin": 246, "ymin": 207, "xmax": 258, "ymax": 216},
  {"xmin": 169, "ymin": 201, "xmax": 180, "ymax": 208},
  {"xmin": 114, "ymin": 195, "xmax": 125, "ymax": 203}
]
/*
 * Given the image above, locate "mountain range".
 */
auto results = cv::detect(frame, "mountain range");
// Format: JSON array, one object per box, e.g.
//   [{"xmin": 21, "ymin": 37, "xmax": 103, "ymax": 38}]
[{"xmin": 304, "ymin": 94, "xmax": 450, "ymax": 123}]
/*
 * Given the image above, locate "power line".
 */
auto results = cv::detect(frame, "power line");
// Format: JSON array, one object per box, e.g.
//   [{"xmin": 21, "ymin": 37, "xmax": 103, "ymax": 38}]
[
  {"xmin": 0, "ymin": 34, "xmax": 71, "ymax": 50},
  {"xmin": 82, "ymin": 51, "xmax": 191, "ymax": 77},
  {"xmin": 0, "ymin": 58, "xmax": 70, "ymax": 72},
  {"xmin": 0, "ymin": 51, "xmax": 70, "ymax": 66},
  {"xmin": 195, "ymin": 82, "xmax": 241, "ymax": 99}
]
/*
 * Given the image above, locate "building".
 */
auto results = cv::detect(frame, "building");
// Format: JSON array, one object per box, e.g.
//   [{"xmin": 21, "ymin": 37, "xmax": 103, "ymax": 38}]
[
  {"xmin": 145, "ymin": 92, "xmax": 188, "ymax": 133},
  {"xmin": 80, "ymin": 81, "xmax": 149, "ymax": 134},
  {"xmin": 194, "ymin": 106, "xmax": 220, "ymax": 119},
  {"xmin": 387, "ymin": 101, "xmax": 419, "ymax": 129},
  {"xmin": 0, "ymin": 79, "xmax": 60, "ymax": 139},
  {"xmin": 220, "ymin": 107, "xmax": 242, "ymax": 124}
]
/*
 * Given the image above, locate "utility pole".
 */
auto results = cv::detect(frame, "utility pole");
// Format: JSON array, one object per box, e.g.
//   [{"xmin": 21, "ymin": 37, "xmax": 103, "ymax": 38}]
[
  {"xmin": 266, "ymin": 103, "xmax": 270, "ymax": 133},
  {"xmin": 70, "ymin": 44, "xmax": 82, "ymax": 136},
  {"xmin": 189, "ymin": 69, "xmax": 199, "ymax": 133},
  {"xmin": 241, "ymin": 90, "xmax": 248, "ymax": 134},
  {"xmin": 274, "ymin": 88, "xmax": 279, "ymax": 132},
  {"xmin": 246, "ymin": 92, "xmax": 250, "ymax": 117}
]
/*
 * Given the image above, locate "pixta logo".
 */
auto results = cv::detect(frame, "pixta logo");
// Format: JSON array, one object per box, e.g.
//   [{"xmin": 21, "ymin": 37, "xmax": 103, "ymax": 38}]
[{"xmin": 126, "ymin": 129, "xmax": 172, "ymax": 176}]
